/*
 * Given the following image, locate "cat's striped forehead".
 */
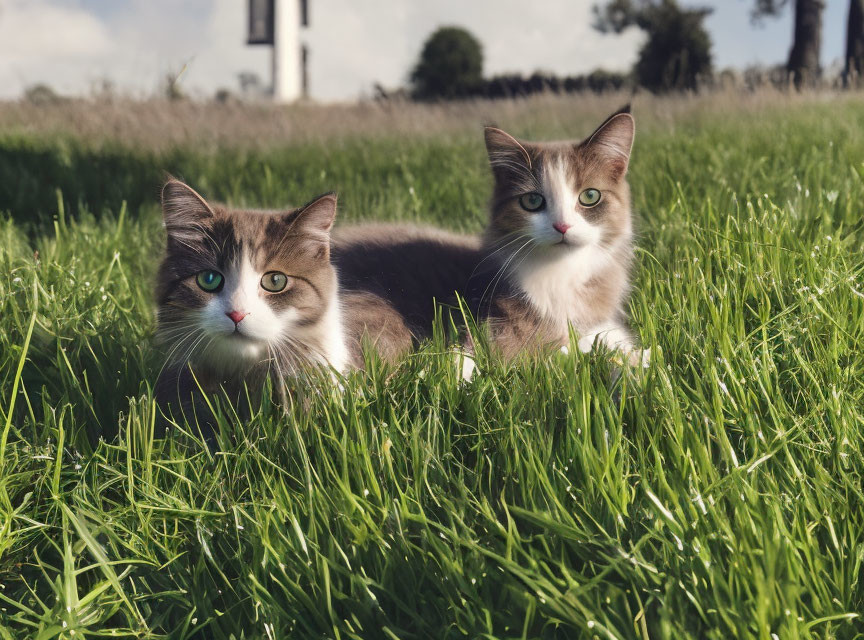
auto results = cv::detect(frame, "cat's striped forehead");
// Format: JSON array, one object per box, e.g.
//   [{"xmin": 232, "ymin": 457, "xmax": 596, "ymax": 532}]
[
  {"xmin": 484, "ymin": 112, "xmax": 634, "ymax": 198},
  {"xmin": 490, "ymin": 141, "xmax": 625, "ymax": 198},
  {"xmin": 163, "ymin": 204, "xmax": 331, "ymax": 281},
  {"xmin": 184, "ymin": 208, "xmax": 326, "ymax": 270}
]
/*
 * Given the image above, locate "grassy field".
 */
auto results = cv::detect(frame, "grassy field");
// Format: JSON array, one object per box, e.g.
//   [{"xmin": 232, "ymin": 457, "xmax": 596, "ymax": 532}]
[{"xmin": 1, "ymin": 92, "xmax": 863, "ymax": 639}]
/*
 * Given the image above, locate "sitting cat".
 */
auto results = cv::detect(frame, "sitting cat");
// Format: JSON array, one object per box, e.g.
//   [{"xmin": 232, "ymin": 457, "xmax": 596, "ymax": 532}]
[
  {"xmin": 154, "ymin": 180, "xmax": 347, "ymax": 427},
  {"xmin": 333, "ymin": 106, "xmax": 646, "ymax": 375},
  {"xmin": 467, "ymin": 105, "xmax": 643, "ymax": 366}
]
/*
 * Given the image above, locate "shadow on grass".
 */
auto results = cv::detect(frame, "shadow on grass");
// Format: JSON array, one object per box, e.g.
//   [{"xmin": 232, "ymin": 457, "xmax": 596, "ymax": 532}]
[{"xmin": 0, "ymin": 137, "xmax": 168, "ymax": 223}]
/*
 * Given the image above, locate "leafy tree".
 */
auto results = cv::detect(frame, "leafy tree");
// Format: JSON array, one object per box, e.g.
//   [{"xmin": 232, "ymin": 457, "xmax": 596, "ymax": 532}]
[
  {"xmin": 593, "ymin": 0, "xmax": 712, "ymax": 92},
  {"xmin": 752, "ymin": 0, "xmax": 825, "ymax": 88},
  {"xmin": 411, "ymin": 27, "xmax": 484, "ymax": 100}
]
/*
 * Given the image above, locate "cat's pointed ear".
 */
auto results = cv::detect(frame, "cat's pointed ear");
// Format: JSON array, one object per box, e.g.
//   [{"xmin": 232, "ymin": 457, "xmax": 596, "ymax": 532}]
[
  {"xmin": 292, "ymin": 192, "xmax": 337, "ymax": 237},
  {"xmin": 484, "ymin": 126, "xmax": 532, "ymax": 176},
  {"xmin": 582, "ymin": 107, "xmax": 635, "ymax": 180},
  {"xmin": 161, "ymin": 179, "xmax": 214, "ymax": 239}
]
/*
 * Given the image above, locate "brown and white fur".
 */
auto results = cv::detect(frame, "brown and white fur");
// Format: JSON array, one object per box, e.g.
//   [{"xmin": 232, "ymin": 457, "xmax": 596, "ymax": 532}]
[
  {"xmin": 333, "ymin": 107, "xmax": 646, "ymax": 376},
  {"xmin": 471, "ymin": 105, "xmax": 644, "ymax": 367},
  {"xmin": 154, "ymin": 180, "xmax": 347, "ymax": 422}
]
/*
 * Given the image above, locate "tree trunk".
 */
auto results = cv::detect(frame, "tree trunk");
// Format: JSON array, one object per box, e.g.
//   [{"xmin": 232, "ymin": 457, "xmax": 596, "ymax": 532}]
[
  {"xmin": 846, "ymin": 0, "xmax": 864, "ymax": 87},
  {"xmin": 787, "ymin": 0, "xmax": 825, "ymax": 88}
]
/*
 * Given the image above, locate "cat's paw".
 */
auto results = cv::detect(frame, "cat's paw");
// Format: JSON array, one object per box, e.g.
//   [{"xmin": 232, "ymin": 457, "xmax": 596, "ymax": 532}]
[
  {"xmin": 610, "ymin": 346, "xmax": 650, "ymax": 369},
  {"xmin": 629, "ymin": 347, "xmax": 651, "ymax": 369},
  {"xmin": 453, "ymin": 349, "xmax": 477, "ymax": 384},
  {"xmin": 576, "ymin": 334, "xmax": 596, "ymax": 354}
]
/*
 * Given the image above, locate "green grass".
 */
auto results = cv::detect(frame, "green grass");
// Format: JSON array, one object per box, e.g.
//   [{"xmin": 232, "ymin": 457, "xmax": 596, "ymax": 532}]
[{"xmin": 1, "ymin": 97, "xmax": 864, "ymax": 639}]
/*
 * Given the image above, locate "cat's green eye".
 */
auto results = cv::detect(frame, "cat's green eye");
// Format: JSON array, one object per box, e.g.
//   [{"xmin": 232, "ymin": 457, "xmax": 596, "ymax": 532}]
[
  {"xmin": 261, "ymin": 271, "xmax": 289, "ymax": 293},
  {"xmin": 518, "ymin": 192, "xmax": 546, "ymax": 212},
  {"xmin": 578, "ymin": 188, "xmax": 602, "ymax": 207},
  {"xmin": 196, "ymin": 270, "xmax": 223, "ymax": 292}
]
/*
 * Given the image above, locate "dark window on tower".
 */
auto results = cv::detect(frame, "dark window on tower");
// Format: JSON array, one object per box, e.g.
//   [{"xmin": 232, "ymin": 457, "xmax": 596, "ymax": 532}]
[
  {"xmin": 300, "ymin": 0, "xmax": 309, "ymax": 27},
  {"xmin": 248, "ymin": 0, "xmax": 275, "ymax": 45}
]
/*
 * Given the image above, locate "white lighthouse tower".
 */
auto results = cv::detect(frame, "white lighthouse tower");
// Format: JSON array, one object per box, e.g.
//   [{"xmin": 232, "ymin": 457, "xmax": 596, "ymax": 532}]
[{"xmin": 248, "ymin": 0, "xmax": 308, "ymax": 103}]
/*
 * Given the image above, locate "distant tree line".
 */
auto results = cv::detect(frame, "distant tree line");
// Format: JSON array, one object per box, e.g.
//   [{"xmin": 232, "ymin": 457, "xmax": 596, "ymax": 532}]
[
  {"xmin": 408, "ymin": 27, "xmax": 628, "ymax": 101},
  {"xmin": 408, "ymin": 68, "xmax": 630, "ymax": 101},
  {"xmin": 480, "ymin": 71, "xmax": 628, "ymax": 98},
  {"xmin": 409, "ymin": 0, "xmax": 864, "ymax": 101},
  {"xmin": 409, "ymin": 2, "xmax": 712, "ymax": 101}
]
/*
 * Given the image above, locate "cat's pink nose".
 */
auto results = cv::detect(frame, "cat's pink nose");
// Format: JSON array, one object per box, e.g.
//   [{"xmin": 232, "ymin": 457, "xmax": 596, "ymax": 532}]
[
  {"xmin": 553, "ymin": 222, "xmax": 571, "ymax": 235},
  {"xmin": 226, "ymin": 310, "xmax": 248, "ymax": 325}
]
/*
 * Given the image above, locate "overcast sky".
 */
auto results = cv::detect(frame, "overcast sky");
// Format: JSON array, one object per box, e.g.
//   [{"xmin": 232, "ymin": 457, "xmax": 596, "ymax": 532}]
[{"xmin": 0, "ymin": 0, "xmax": 849, "ymax": 101}]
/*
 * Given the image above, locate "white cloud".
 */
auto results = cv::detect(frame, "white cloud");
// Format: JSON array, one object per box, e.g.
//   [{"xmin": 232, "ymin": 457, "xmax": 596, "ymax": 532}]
[
  {"xmin": 0, "ymin": 0, "xmax": 114, "ymax": 94},
  {"xmin": 0, "ymin": 0, "xmax": 273, "ymax": 98},
  {"xmin": 0, "ymin": 0, "xmax": 642, "ymax": 101},
  {"xmin": 0, "ymin": 0, "xmax": 111, "ymax": 58}
]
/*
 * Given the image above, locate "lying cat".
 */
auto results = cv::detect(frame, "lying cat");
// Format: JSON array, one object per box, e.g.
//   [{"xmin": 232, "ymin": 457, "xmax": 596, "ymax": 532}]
[
  {"xmin": 334, "ymin": 106, "xmax": 646, "ymax": 374},
  {"xmin": 154, "ymin": 180, "xmax": 347, "ymax": 423}
]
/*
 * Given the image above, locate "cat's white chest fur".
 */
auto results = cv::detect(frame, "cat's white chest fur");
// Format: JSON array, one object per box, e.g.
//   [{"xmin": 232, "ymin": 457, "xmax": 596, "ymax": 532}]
[
  {"xmin": 318, "ymin": 291, "xmax": 350, "ymax": 374},
  {"xmin": 514, "ymin": 245, "xmax": 642, "ymax": 361},
  {"xmin": 514, "ymin": 245, "xmax": 611, "ymax": 330}
]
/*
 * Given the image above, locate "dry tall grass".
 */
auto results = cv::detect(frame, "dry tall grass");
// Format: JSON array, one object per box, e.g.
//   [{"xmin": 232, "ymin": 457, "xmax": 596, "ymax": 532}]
[{"xmin": 0, "ymin": 88, "xmax": 852, "ymax": 151}]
